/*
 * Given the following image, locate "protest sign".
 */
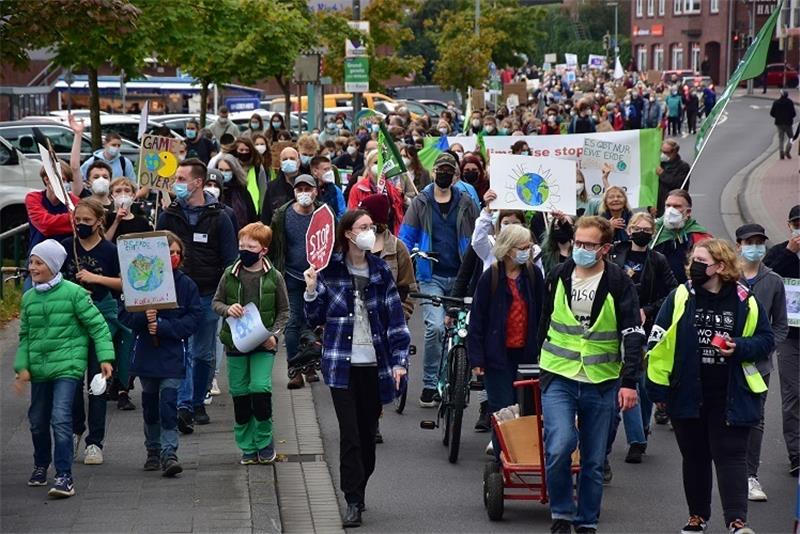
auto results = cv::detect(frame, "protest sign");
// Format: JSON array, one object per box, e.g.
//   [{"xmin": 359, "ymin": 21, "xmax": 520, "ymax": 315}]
[
  {"xmin": 588, "ymin": 54, "xmax": 605, "ymax": 69},
  {"xmin": 786, "ymin": 278, "xmax": 800, "ymax": 327},
  {"xmin": 454, "ymin": 129, "xmax": 661, "ymax": 209},
  {"xmin": 226, "ymin": 302, "xmax": 272, "ymax": 353},
  {"xmin": 37, "ymin": 143, "xmax": 74, "ymax": 211},
  {"xmin": 502, "ymin": 82, "xmax": 527, "ymax": 104},
  {"xmin": 270, "ymin": 140, "xmax": 294, "ymax": 170},
  {"xmin": 565, "ymin": 53, "xmax": 578, "ymax": 67},
  {"xmin": 544, "ymin": 53, "xmax": 557, "ymax": 64},
  {"xmin": 582, "ymin": 137, "xmax": 633, "ymax": 174},
  {"xmin": 647, "ymin": 69, "xmax": 662, "ymax": 85},
  {"xmin": 488, "ymin": 154, "xmax": 577, "ymax": 215},
  {"xmin": 306, "ymin": 205, "xmax": 335, "ymax": 271},
  {"xmin": 472, "ymin": 89, "xmax": 485, "ymax": 110},
  {"xmin": 117, "ymin": 231, "xmax": 177, "ymax": 312},
  {"xmin": 137, "ymin": 135, "xmax": 182, "ymax": 192}
]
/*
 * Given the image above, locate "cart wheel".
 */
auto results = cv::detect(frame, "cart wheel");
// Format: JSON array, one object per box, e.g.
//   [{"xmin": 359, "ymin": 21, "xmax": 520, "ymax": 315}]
[
  {"xmin": 482, "ymin": 461, "xmax": 500, "ymax": 507},
  {"xmin": 485, "ymin": 472, "xmax": 504, "ymax": 521}
]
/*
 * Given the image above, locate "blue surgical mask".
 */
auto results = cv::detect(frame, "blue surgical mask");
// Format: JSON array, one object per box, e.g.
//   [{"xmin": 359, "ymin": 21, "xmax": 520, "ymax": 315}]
[
  {"xmin": 271, "ymin": 120, "xmax": 281, "ymax": 128},
  {"xmin": 281, "ymin": 159, "xmax": 298, "ymax": 174},
  {"xmin": 514, "ymin": 249, "xmax": 530, "ymax": 265},
  {"xmin": 186, "ymin": 129, "xmax": 197, "ymax": 139},
  {"xmin": 300, "ymin": 154, "xmax": 312, "ymax": 165},
  {"xmin": 173, "ymin": 182, "xmax": 191, "ymax": 200},
  {"xmin": 326, "ymin": 122, "xmax": 337, "ymax": 131},
  {"xmin": 106, "ymin": 146, "xmax": 120, "ymax": 157},
  {"xmin": 221, "ymin": 171, "xmax": 233, "ymax": 183},
  {"xmin": 572, "ymin": 246, "xmax": 599, "ymax": 268},
  {"xmin": 250, "ymin": 121, "xmax": 260, "ymax": 130},
  {"xmin": 740, "ymin": 244, "xmax": 766, "ymax": 263}
]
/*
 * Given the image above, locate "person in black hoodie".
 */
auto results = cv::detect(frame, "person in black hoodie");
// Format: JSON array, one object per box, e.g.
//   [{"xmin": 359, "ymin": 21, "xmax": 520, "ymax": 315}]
[
  {"xmin": 763, "ymin": 204, "xmax": 800, "ymax": 476},
  {"xmin": 655, "ymin": 139, "xmax": 690, "ymax": 217},
  {"xmin": 770, "ymin": 89, "xmax": 796, "ymax": 159}
]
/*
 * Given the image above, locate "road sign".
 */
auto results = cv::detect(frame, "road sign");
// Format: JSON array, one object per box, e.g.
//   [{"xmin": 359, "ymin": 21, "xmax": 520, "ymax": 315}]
[
  {"xmin": 344, "ymin": 57, "xmax": 369, "ymax": 93},
  {"xmin": 306, "ymin": 205, "xmax": 335, "ymax": 272}
]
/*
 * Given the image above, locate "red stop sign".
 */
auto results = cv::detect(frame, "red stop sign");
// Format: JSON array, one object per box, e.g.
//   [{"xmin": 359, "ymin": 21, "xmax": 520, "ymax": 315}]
[{"xmin": 305, "ymin": 204, "xmax": 335, "ymax": 271}]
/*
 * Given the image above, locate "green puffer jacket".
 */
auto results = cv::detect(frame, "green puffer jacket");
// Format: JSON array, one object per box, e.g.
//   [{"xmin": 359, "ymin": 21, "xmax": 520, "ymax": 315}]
[{"xmin": 15, "ymin": 279, "xmax": 115, "ymax": 382}]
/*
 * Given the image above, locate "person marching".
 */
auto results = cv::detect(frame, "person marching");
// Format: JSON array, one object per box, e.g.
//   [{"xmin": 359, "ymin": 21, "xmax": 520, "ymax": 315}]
[
  {"xmin": 646, "ymin": 239, "xmax": 773, "ymax": 534},
  {"xmin": 537, "ymin": 216, "xmax": 645, "ymax": 534}
]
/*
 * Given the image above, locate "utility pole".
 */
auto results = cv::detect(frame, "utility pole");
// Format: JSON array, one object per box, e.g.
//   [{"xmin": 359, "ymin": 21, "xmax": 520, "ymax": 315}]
[
  {"xmin": 607, "ymin": 1, "xmax": 619, "ymax": 59},
  {"xmin": 746, "ymin": 0, "xmax": 755, "ymax": 94},
  {"xmin": 352, "ymin": 0, "xmax": 362, "ymax": 120},
  {"xmin": 475, "ymin": 0, "xmax": 480, "ymax": 35}
]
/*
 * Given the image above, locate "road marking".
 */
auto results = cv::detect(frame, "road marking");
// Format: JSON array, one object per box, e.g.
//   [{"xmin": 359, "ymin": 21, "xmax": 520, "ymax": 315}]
[{"xmin": 750, "ymin": 105, "xmax": 763, "ymax": 110}]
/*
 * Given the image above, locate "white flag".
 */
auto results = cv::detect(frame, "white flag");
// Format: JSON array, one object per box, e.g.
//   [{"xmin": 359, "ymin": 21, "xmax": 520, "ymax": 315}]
[
  {"xmin": 613, "ymin": 56, "xmax": 624, "ymax": 80},
  {"xmin": 138, "ymin": 99, "xmax": 150, "ymax": 141}
]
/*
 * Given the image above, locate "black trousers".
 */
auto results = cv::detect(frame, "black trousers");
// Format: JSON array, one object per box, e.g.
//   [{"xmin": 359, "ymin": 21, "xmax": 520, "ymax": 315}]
[
  {"xmin": 330, "ymin": 366, "xmax": 382, "ymax": 506},
  {"xmin": 672, "ymin": 397, "xmax": 750, "ymax": 526}
]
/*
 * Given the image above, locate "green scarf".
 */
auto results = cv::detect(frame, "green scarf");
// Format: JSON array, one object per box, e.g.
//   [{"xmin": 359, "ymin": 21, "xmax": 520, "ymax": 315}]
[{"xmin": 653, "ymin": 216, "xmax": 708, "ymax": 247}]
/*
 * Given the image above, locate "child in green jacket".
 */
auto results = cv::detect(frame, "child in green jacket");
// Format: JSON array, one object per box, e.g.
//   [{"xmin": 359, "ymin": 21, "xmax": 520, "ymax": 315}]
[
  {"xmin": 14, "ymin": 239, "xmax": 114, "ymax": 498},
  {"xmin": 212, "ymin": 223, "xmax": 289, "ymax": 465}
]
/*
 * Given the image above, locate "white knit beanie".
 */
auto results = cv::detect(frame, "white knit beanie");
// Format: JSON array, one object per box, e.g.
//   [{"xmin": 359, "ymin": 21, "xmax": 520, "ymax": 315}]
[{"xmin": 30, "ymin": 239, "xmax": 68, "ymax": 276}]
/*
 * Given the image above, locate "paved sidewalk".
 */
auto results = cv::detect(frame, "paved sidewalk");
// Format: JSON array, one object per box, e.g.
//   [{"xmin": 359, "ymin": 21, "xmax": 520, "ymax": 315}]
[{"xmin": 0, "ymin": 320, "xmax": 342, "ymax": 533}]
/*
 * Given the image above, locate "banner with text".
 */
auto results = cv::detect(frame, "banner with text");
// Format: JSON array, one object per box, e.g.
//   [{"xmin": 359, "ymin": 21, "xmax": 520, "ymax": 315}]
[{"xmin": 137, "ymin": 135, "xmax": 182, "ymax": 192}]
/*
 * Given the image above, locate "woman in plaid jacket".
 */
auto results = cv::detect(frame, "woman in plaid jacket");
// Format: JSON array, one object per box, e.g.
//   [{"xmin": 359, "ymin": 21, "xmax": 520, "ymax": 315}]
[{"xmin": 303, "ymin": 209, "xmax": 411, "ymax": 529}]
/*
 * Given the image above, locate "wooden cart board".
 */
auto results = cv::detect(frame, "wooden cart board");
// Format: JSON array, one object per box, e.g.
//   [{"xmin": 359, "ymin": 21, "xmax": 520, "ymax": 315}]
[
  {"xmin": 497, "ymin": 416, "xmax": 580, "ymax": 467},
  {"xmin": 117, "ymin": 231, "xmax": 178, "ymax": 312}
]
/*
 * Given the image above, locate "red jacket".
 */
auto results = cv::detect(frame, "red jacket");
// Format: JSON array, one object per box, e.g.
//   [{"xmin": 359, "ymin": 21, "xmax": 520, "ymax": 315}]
[
  {"xmin": 347, "ymin": 177, "xmax": 405, "ymax": 235},
  {"xmin": 25, "ymin": 190, "xmax": 79, "ymax": 236}
]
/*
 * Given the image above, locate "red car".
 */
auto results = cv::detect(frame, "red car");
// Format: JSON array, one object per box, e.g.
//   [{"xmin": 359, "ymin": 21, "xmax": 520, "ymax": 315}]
[{"xmin": 757, "ymin": 63, "xmax": 798, "ymax": 88}]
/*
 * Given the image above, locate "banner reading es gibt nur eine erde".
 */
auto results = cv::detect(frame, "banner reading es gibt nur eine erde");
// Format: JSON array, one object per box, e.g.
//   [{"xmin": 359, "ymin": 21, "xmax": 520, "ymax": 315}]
[{"xmin": 446, "ymin": 128, "xmax": 662, "ymax": 211}]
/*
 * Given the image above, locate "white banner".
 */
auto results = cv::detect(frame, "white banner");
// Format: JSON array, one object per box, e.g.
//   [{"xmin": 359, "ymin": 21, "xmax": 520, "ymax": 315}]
[{"xmin": 488, "ymin": 154, "xmax": 577, "ymax": 215}]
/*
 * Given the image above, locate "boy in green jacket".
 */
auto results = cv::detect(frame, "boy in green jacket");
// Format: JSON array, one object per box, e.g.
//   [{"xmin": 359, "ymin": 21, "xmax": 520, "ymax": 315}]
[
  {"xmin": 213, "ymin": 223, "xmax": 289, "ymax": 465},
  {"xmin": 14, "ymin": 239, "xmax": 114, "ymax": 498}
]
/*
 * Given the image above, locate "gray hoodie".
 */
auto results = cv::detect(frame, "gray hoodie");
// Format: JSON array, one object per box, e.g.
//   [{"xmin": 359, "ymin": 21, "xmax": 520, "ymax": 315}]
[{"xmin": 742, "ymin": 263, "xmax": 789, "ymax": 375}]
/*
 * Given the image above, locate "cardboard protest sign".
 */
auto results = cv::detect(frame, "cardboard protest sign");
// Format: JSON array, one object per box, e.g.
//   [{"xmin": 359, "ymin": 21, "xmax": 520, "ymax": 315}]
[
  {"xmin": 785, "ymin": 278, "xmax": 800, "ymax": 327},
  {"xmin": 306, "ymin": 205, "xmax": 335, "ymax": 271},
  {"xmin": 502, "ymin": 82, "xmax": 527, "ymax": 103},
  {"xmin": 472, "ymin": 89, "xmax": 485, "ymax": 110},
  {"xmin": 270, "ymin": 141, "xmax": 294, "ymax": 170},
  {"xmin": 488, "ymin": 154, "xmax": 577, "ymax": 215},
  {"xmin": 581, "ymin": 137, "xmax": 633, "ymax": 174},
  {"xmin": 225, "ymin": 303, "xmax": 272, "ymax": 353},
  {"xmin": 117, "ymin": 231, "xmax": 178, "ymax": 312},
  {"xmin": 137, "ymin": 135, "xmax": 182, "ymax": 192},
  {"xmin": 37, "ymin": 143, "xmax": 74, "ymax": 211},
  {"xmin": 647, "ymin": 70, "xmax": 662, "ymax": 85}
]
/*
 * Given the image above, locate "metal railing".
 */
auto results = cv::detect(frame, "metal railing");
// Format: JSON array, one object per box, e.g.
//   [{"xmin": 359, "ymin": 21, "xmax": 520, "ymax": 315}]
[{"xmin": 1, "ymin": 222, "xmax": 29, "ymax": 301}]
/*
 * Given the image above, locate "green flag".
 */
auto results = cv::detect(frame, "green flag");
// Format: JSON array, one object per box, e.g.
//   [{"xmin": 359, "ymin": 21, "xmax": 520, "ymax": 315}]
[
  {"xmin": 462, "ymin": 88, "xmax": 473, "ymax": 135},
  {"xmin": 695, "ymin": 0, "xmax": 783, "ymax": 155},
  {"xmin": 376, "ymin": 123, "xmax": 406, "ymax": 186}
]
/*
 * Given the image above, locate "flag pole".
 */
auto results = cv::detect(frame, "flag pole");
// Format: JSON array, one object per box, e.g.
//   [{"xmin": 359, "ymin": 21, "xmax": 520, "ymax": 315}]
[{"xmin": 680, "ymin": 96, "xmax": 731, "ymax": 190}]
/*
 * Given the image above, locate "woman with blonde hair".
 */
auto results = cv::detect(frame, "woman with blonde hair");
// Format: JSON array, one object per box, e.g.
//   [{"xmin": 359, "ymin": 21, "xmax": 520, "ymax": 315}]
[{"xmin": 646, "ymin": 238, "xmax": 774, "ymax": 534}]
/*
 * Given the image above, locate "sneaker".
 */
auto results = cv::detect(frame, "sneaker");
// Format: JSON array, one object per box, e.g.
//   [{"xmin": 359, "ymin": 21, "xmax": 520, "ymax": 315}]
[
  {"xmin": 485, "ymin": 440, "xmax": 494, "ymax": 456},
  {"xmin": 625, "ymin": 443, "xmax": 646, "ymax": 464},
  {"xmin": 28, "ymin": 466, "xmax": 47, "ymax": 486},
  {"xmin": 287, "ymin": 373, "xmax": 305, "ymax": 389},
  {"xmin": 48, "ymin": 474, "xmax": 75, "ymax": 498},
  {"xmin": 143, "ymin": 450, "xmax": 160, "ymax": 471},
  {"xmin": 72, "ymin": 433, "xmax": 82, "ymax": 462},
  {"xmin": 747, "ymin": 476, "xmax": 767, "ymax": 501},
  {"xmin": 728, "ymin": 519, "xmax": 754, "ymax": 534},
  {"xmin": 240, "ymin": 452, "xmax": 259, "ymax": 465},
  {"xmin": 83, "ymin": 444, "xmax": 103, "ymax": 465},
  {"xmin": 177, "ymin": 408, "xmax": 194, "ymax": 435},
  {"xmin": 194, "ymin": 404, "xmax": 210, "ymax": 425},
  {"xmin": 304, "ymin": 370, "xmax": 320, "ymax": 383},
  {"xmin": 790, "ymin": 456, "xmax": 799, "ymax": 477},
  {"xmin": 203, "ymin": 392, "xmax": 213, "ymax": 406},
  {"xmin": 680, "ymin": 515, "xmax": 707, "ymax": 533},
  {"xmin": 474, "ymin": 401, "xmax": 491, "ymax": 433},
  {"xmin": 210, "ymin": 378, "xmax": 221, "ymax": 396},
  {"xmin": 550, "ymin": 519, "xmax": 572, "ymax": 533},
  {"xmin": 654, "ymin": 406, "xmax": 670, "ymax": 425},
  {"xmin": 258, "ymin": 443, "xmax": 277, "ymax": 465},
  {"xmin": 575, "ymin": 528, "xmax": 597, "ymax": 534},
  {"xmin": 419, "ymin": 388, "xmax": 438, "ymax": 408},
  {"xmin": 602, "ymin": 460, "xmax": 613, "ymax": 484},
  {"xmin": 162, "ymin": 457, "xmax": 183, "ymax": 477},
  {"xmin": 117, "ymin": 392, "xmax": 136, "ymax": 411}
]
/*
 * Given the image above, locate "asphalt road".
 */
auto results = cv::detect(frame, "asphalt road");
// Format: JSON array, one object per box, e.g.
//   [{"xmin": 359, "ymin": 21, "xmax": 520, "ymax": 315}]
[{"xmin": 313, "ymin": 101, "xmax": 795, "ymax": 534}]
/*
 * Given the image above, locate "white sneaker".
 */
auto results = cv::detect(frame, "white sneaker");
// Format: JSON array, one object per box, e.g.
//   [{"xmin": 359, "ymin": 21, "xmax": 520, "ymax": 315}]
[
  {"xmin": 747, "ymin": 476, "xmax": 767, "ymax": 501},
  {"xmin": 210, "ymin": 378, "xmax": 221, "ymax": 396},
  {"xmin": 485, "ymin": 440, "xmax": 494, "ymax": 456},
  {"xmin": 83, "ymin": 444, "xmax": 104, "ymax": 465},
  {"xmin": 203, "ymin": 392, "xmax": 213, "ymax": 405}
]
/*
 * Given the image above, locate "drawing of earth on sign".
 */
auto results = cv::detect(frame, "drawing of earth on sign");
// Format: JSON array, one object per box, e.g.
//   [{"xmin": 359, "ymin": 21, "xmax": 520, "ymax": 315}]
[
  {"xmin": 127, "ymin": 254, "xmax": 166, "ymax": 292},
  {"xmin": 508, "ymin": 163, "xmax": 561, "ymax": 209},
  {"xmin": 144, "ymin": 152, "xmax": 178, "ymax": 176}
]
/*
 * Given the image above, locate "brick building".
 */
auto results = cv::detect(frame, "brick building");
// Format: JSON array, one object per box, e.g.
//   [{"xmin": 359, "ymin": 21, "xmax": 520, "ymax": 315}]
[{"xmin": 630, "ymin": 0, "xmax": 796, "ymax": 86}]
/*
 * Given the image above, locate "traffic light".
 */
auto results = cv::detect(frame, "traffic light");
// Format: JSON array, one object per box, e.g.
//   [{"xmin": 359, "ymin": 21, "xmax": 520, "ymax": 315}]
[
  {"xmin": 603, "ymin": 33, "xmax": 610, "ymax": 50},
  {"xmin": 732, "ymin": 31, "xmax": 740, "ymax": 49}
]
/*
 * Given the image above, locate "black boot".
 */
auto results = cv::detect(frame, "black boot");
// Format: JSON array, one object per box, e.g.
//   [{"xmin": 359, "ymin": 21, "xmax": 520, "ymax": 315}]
[
  {"xmin": 342, "ymin": 503, "xmax": 362, "ymax": 528},
  {"xmin": 474, "ymin": 401, "xmax": 491, "ymax": 432},
  {"xmin": 144, "ymin": 449, "xmax": 160, "ymax": 471}
]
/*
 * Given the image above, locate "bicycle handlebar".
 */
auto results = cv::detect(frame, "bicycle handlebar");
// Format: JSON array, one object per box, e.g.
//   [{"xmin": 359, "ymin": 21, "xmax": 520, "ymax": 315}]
[{"xmin": 409, "ymin": 292, "xmax": 472, "ymax": 306}]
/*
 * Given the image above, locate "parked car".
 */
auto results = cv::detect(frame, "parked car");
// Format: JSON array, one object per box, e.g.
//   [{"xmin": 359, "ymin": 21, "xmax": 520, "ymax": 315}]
[
  {"xmin": 80, "ymin": 114, "xmax": 183, "ymax": 144},
  {"xmin": 0, "ymin": 135, "xmax": 42, "ymax": 190},
  {"xmin": 229, "ymin": 110, "xmax": 307, "ymax": 133},
  {"xmin": 49, "ymin": 109, "xmax": 108, "ymax": 120},
  {"xmin": 662, "ymin": 69, "xmax": 697, "ymax": 85},
  {"xmin": 761, "ymin": 63, "xmax": 799, "ymax": 88},
  {"xmin": 680, "ymin": 75, "xmax": 714, "ymax": 89},
  {"xmin": 0, "ymin": 184, "xmax": 36, "ymax": 250},
  {"xmin": 150, "ymin": 113, "xmax": 219, "ymax": 137}
]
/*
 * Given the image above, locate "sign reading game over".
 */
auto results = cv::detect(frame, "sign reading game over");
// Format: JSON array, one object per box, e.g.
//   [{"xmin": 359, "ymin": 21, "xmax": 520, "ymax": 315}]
[
  {"xmin": 117, "ymin": 231, "xmax": 178, "ymax": 312},
  {"xmin": 137, "ymin": 135, "xmax": 182, "ymax": 192}
]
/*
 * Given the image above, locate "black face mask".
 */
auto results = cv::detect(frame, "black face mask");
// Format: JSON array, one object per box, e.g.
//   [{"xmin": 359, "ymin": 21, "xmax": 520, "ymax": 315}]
[
  {"xmin": 434, "ymin": 170, "xmax": 454, "ymax": 189},
  {"xmin": 239, "ymin": 249, "xmax": 261, "ymax": 268},
  {"xmin": 689, "ymin": 260, "xmax": 712, "ymax": 286},
  {"xmin": 551, "ymin": 223, "xmax": 573, "ymax": 244},
  {"xmin": 630, "ymin": 231, "xmax": 652, "ymax": 247},
  {"xmin": 76, "ymin": 223, "xmax": 95, "ymax": 239},
  {"xmin": 236, "ymin": 152, "xmax": 251, "ymax": 164},
  {"xmin": 462, "ymin": 170, "xmax": 479, "ymax": 184}
]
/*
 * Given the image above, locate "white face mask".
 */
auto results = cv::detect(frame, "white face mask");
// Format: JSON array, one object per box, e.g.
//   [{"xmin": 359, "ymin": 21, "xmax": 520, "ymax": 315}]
[
  {"xmin": 347, "ymin": 145, "xmax": 358, "ymax": 156},
  {"xmin": 255, "ymin": 144, "xmax": 267, "ymax": 154},
  {"xmin": 352, "ymin": 229, "xmax": 376, "ymax": 251},
  {"xmin": 663, "ymin": 206, "xmax": 686, "ymax": 229},
  {"xmin": 660, "ymin": 152, "xmax": 671, "ymax": 162},
  {"xmin": 204, "ymin": 186, "xmax": 220, "ymax": 199},
  {"xmin": 296, "ymin": 192, "xmax": 313, "ymax": 207},
  {"xmin": 321, "ymin": 170, "xmax": 335, "ymax": 184},
  {"xmin": 792, "ymin": 228, "xmax": 800, "ymax": 237},
  {"xmin": 91, "ymin": 177, "xmax": 110, "ymax": 195},
  {"xmin": 113, "ymin": 194, "xmax": 133, "ymax": 210},
  {"xmin": 576, "ymin": 182, "xmax": 585, "ymax": 194}
]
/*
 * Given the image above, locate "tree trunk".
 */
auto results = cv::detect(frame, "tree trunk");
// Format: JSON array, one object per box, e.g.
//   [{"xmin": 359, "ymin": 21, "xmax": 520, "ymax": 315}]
[
  {"xmin": 87, "ymin": 66, "xmax": 102, "ymax": 150},
  {"xmin": 199, "ymin": 80, "xmax": 209, "ymax": 129},
  {"xmin": 275, "ymin": 75, "xmax": 291, "ymax": 132}
]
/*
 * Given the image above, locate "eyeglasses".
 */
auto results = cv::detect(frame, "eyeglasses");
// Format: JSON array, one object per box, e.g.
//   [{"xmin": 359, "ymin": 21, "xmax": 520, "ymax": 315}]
[
  {"xmin": 630, "ymin": 226, "xmax": 653, "ymax": 233},
  {"xmin": 353, "ymin": 224, "xmax": 377, "ymax": 233},
  {"xmin": 574, "ymin": 240, "xmax": 604, "ymax": 251}
]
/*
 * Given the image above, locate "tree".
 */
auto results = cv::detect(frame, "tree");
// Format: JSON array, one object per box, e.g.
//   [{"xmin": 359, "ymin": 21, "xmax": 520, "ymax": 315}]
[{"xmin": 398, "ymin": 0, "xmax": 456, "ymax": 83}]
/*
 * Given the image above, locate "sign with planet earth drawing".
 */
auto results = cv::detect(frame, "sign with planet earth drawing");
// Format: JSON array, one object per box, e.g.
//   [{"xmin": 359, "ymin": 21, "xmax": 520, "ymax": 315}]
[
  {"xmin": 117, "ymin": 231, "xmax": 178, "ymax": 312},
  {"xmin": 488, "ymin": 154, "xmax": 576, "ymax": 215},
  {"xmin": 137, "ymin": 134, "xmax": 183, "ymax": 192}
]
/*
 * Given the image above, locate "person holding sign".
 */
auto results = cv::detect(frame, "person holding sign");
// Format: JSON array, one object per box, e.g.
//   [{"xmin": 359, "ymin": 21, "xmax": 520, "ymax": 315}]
[
  {"xmin": 212, "ymin": 223, "xmax": 290, "ymax": 465},
  {"xmin": 119, "ymin": 232, "xmax": 203, "ymax": 477},
  {"xmin": 303, "ymin": 209, "xmax": 411, "ymax": 528}
]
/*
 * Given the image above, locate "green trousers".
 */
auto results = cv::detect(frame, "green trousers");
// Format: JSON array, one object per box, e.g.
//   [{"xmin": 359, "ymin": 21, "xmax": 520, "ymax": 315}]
[{"xmin": 227, "ymin": 351, "xmax": 274, "ymax": 454}]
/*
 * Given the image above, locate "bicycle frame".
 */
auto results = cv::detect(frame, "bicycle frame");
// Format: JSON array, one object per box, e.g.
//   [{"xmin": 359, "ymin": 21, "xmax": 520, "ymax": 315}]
[{"xmin": 435, "ymin": 307, "xmax": 471, "ymax": 425}]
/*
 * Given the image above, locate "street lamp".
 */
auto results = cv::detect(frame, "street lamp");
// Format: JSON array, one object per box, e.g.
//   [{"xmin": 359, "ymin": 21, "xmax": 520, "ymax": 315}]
[{"xmin": 607, "ymin": 1, "xmax": 620, "ymax": 59}]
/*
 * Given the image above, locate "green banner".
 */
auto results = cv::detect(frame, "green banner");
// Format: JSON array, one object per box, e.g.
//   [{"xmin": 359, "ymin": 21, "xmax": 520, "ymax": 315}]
[{"xmin": 344, "ymin": 57, "xmax": 369, "ymax": 93}]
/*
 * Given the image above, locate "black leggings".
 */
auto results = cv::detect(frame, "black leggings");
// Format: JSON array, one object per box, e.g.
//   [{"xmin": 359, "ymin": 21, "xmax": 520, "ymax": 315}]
[{"xmin": 672, "ymin": 398, "xmax": 750, "ymax": 526}]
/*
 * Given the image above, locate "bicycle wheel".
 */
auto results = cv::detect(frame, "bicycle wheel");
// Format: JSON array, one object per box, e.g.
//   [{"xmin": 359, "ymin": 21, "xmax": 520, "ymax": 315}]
[
  {"xmin": 447, "ymin": 346, "xmax": 469, "ymax": 464},
  {"xmin": 393, "ymin": 373, "xmax": 408, "ymax": 414}
]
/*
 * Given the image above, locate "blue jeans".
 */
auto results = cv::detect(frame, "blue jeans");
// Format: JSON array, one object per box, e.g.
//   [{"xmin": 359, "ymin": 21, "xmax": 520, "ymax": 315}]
[
  {"xmin": 607, "ymin": 377, "xmax": 648, "ymax": 454},
  {"xmin": 178, "ymin": 294, "xmax": 218, "ymax": 412},
  {"xmin": 72, "ymin": 345, "xmax": 106, "ymax": 448},
  {"xmin": 419, "ymin": 275, "xmax": 455, "ymax": 389},
  {"xmin": 140, "ymin": 377, "xmax": 181, "ymax": 461},
  {"xmin": 284, "ymin": 275, "xmax": 311, "ymax": 364},
  {"xmin": 483, "ymin": 361, "xmax": 518, "ymax": 462},
  {"xmin": 30, "ymin": 378, "xmax": 80, "ymax": 475},
  {"xmin": 541, "ymin": 376, "xmax": 616, "ymax": 529}
]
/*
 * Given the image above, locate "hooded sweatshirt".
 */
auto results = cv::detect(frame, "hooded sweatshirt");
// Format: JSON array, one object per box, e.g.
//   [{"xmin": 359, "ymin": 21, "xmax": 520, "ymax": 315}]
[
  {"xmin": 742, "ymin": 263, "xmax": 789, "ymax": 376},
  {"xmin": 80, "ymin": 148, "xmax": 135, "ymax": 180}
]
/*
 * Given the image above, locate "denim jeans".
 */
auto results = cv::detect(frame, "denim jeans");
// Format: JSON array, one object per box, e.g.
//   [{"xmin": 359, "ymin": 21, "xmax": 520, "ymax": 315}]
[
  {"xmin": 607, "ymin": 376, "xmax": 648, "ymax": 455},
  {"xmin": 30, "ymin": 378, "xmax": 80, "ymax": 475},
  {"xmin": 140, "ymin": 377, "xmax": 181, "ymax": 461},
  {"xmin": 284, "ymin": 275, "xmax": 311, "ymax": 365},
  {"xmin": 72, "ymin": 345, "xmax": 106, "ymax": 448},
  {"xmin": 542, "ymin": 376, "xmax": 616, "ymax": 529},
  {"xmin": 178, "ymin": 294, "xmax": 218, "ymax": 412},
  {"xmin": 418, "ymin": 275, "xmax": 455, "ymax": 390},
  {"xmin": 483, "ymin": 361, "xmax": 518, "ymax": 462}
]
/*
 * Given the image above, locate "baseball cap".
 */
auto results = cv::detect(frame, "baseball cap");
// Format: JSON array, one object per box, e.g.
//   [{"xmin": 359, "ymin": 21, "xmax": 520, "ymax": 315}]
[
  {"xmin": 735, "ymin": 223, "xmax": 768, "ymax": 242},
  {"xmin": 433, "ymin": 152, "xmax": 458, "ymax": 170},
  {"xmin": 789, "ymin": 204, "xmax": 800, "ymax": 222},
  {"xmin": 293, "ymin": 174, "xmax": 317, "ymax": 188}
]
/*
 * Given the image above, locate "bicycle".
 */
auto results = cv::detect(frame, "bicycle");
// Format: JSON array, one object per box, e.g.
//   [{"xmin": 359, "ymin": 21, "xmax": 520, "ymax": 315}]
[{"xmin": 411, "ymin": 291, "xmax": 473, "ymax": 464}]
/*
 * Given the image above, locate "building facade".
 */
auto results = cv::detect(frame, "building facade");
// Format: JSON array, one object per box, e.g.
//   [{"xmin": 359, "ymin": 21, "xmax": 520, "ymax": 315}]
[{"xmin": 631, "ymin": 0, "xmax": 796, "ymax": 86}]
